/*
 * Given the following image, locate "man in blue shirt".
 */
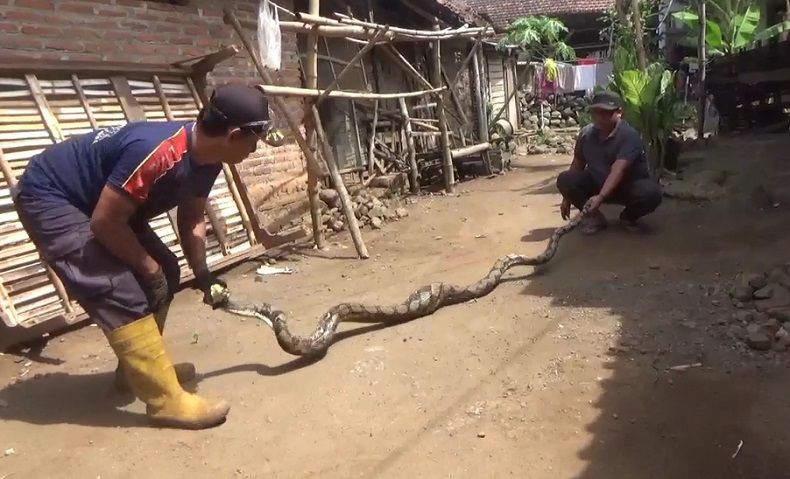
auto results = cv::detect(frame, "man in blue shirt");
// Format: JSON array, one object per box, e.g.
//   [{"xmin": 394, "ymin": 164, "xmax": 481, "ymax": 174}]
[
  {"xmin": 14, "ymin": 83, "xmax": 273, "ymax": 430},
  {"xmin": 556, "ymin": 91, "xmax": 663, "ymax": 234}
]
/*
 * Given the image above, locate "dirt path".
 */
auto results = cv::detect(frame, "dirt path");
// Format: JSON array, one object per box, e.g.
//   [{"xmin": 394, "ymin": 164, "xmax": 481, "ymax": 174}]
[{"xmin": 2, "ymin": 136, "xmax": 790, "ymax": 479}]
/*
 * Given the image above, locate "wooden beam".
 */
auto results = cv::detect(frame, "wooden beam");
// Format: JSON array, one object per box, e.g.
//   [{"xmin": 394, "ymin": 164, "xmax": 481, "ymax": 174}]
[
  {"xmin": 398, "ymin": 98, "xmax": 419, "ymax": 193},
  {"xmin": 71, "ymin": 74, "xmax": 98, "ymax": 130},
  {"xmin": 429, "ymin": 26, "xmax": 454, "ymax": 193},
  {"xmin": 1, "ymin": 58, "xmax": 190, "ymax": 78},
  {"xmin": 379, "ymin": 45, "xmax": 436, "ymax": 92},
  {"xmin": 304, "ymin": 0, "xmax": 327, "ymax": 250},
  {"xmin": 192, "ymin": 45, "xmax": 241, "ymax": 75},
  {"xmin": 25, "ymin": 74, "xmax": 64, "ymax": 142},
  {"xmin": 258, "ymin": 83, "xmax": 444, "ymax": 99},
  {"xmin": 110, "ymin": 76, "xmax": 147, "ymax": 122}
]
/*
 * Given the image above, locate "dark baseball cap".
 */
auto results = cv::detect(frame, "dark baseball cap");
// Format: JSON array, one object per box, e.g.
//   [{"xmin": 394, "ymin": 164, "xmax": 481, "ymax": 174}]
[
  {"xmin": 589, "ymin": 91, "xmax": 623, "ymax": 111},
  {"xmin": 207, "ymin": 83, "xmax": 272, "ymax": 135}
]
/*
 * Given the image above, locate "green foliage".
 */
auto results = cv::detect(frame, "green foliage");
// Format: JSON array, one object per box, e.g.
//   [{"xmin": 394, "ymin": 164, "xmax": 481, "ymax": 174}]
[
  {"xmin": 606, "ymin": 46, "xmax": 681, "ymax": 173},
  {"xmin": 672, "ymin": 1, "xmax": 790, "ymax": 56},
  {"xmin": 500, "ymin": 15, "xmax": 576, "ymax": 61},
  {"xmin": 599, "ymin": 0, "xmax": 661, "ymax": 62}
]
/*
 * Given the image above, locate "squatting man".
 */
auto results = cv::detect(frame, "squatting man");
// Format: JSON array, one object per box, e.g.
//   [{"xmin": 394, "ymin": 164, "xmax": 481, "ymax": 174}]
[
  {"xmin": 556, "ymin": 91, "xmax": 663, "ymax": 233},
  {"xmin": 14, "ymin": 84, "xmax": 274, "ymax": 430}
]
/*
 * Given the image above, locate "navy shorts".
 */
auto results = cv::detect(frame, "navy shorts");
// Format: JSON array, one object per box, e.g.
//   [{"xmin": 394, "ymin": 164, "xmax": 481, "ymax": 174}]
[{"xmin": 13, "ymin": 190, "xmax": 181, "ymax": 331}]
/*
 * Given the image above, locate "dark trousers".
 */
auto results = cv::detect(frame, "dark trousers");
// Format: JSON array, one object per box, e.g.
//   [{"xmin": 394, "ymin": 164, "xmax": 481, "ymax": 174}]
[
  {"xmin": 13, "ymin": 190, "xmax": 181, "ymax": 332},
  {"xmin": 556, "ymin": 169, "xmax": 663, "ymax": 222}
]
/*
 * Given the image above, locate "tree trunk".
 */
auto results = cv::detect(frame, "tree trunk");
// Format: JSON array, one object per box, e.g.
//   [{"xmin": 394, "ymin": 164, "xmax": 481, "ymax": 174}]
[{"xmin": 630, "ymin": 0, "xmax": 648, "ymax": 69}]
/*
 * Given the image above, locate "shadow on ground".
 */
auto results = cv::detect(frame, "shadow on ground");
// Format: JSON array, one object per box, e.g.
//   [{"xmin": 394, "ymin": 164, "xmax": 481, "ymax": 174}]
[{"xmin": 520, "ymin": 196, "xmax": 790, "ymax": 478}]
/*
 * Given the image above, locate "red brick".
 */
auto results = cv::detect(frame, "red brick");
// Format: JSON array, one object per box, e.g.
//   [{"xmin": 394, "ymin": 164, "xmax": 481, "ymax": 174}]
[
  {"xmin": 55, "ymin": 3, "xmax": 96, "ymax": 14},
  {"xmin": 20, "ymin": 25, "xmax": 61, "ymax": 36},
  {"xmin": 13, "ymin": 0, "xmax": 56, "ymax": 9},
  {"xmin": 0, "ymin": 22, "xmax": 20, "ymax": 34},
  {"xmin": 95, "ymin": 7, "xmax": 129, "ymax": 18}
]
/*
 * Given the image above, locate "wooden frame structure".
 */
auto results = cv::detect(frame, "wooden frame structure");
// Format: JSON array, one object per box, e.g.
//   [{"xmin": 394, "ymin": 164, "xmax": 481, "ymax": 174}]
[
  {"xmin": 0, "ymin": 47, "xmax": 301, "ymax": 349},
  {"xmin": 225, "ymin": 0, "xmax": 493, "ymax": 258}
]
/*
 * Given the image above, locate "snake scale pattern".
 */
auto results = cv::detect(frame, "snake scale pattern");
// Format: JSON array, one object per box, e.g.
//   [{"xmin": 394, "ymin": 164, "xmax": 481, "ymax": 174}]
[{"xmin": 218, "ymin": 211, "xmax": 585, "ymax": 357}]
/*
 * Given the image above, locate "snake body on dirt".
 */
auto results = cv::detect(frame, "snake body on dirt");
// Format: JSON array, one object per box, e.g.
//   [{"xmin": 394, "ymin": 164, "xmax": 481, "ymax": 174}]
[{"xmin": 219, "ymin": 211, "xmax": 585, "ymax": 357}]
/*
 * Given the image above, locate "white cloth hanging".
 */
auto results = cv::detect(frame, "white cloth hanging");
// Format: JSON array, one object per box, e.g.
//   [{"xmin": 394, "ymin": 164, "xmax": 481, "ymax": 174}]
[
  {"xmin": 573, "ymin": 64, "xmax": 597, "ymax": 93},
  {"xmin": 257, "ymin": 0, "xmax": 282, "ymax": 71}
]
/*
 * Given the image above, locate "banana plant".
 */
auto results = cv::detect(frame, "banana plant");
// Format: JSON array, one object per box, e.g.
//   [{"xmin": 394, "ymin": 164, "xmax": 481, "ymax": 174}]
[
  {"xmin": 614, "ymin": 60, "xmax": 680, "ymax": 173},
  {"xmin": 672, "ymin": 1, "xmax": 789, "ymax": 56}
]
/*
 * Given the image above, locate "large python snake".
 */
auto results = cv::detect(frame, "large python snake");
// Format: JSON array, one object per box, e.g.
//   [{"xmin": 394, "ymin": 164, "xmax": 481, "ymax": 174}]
[{"xmin": 215, "ymin": 210, "xmax": 586, "ymax": 357}]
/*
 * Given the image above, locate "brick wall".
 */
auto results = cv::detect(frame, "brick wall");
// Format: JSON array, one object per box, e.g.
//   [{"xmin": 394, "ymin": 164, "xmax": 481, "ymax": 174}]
[{"xmin": 0, "ymin": 0, "xmax": 309, "ymax": 219}]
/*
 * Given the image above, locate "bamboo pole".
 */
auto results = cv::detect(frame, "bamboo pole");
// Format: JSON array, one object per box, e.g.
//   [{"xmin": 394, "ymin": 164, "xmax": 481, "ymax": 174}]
[
  {"xmin": 430, "ymin": 24, "xmax": 454, "ymax": 193},
  {"xmin": 223, "ymin": 7, "xmax": 369, "ymax": 259},
  {"xmin": 450, "ymin": 142, "xmax": 490, "ymax": 159},
  {"xmin": 277, "ymin": 21, "xmax": 483, "ymax": 41},
  {"xmin": 696, "ymin": 0, "xmax": 707, "ymax": 142},
  {"xmin": 470, "ymin": 47, "xmax": 491, "ymax": 174},
  {"xmin": 257, "ymin": 84, "xmax": 444, "ymax": 99},
  {"xmin": 380, "ymin": 45, "xmax": 436, "ymax": 92},
  {"xmin": 304, "ymin": 0, "xmax": 327, "ymax": 250},
  {"xmin": 398, "ymin": 98, "xmax": 419, "ymax": 193}
]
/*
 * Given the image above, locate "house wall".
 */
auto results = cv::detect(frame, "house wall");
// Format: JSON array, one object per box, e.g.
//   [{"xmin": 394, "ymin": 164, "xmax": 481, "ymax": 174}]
[{"xmin": 0, "ymin": 0, "xmax": 308, "ymax": 225}]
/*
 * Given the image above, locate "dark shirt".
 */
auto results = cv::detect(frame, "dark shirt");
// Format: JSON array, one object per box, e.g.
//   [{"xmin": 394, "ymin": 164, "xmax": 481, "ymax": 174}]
[
  {"xmin": 17, "ymin": 120, "xmax": 221, "ymax": 258},
  {"xmin": 19, "ymin": 120, "xmax": 221, "ymax": 217},
  {"xmin": 574, "ymin": 119, "xmax": 650, "ymax": 186}
]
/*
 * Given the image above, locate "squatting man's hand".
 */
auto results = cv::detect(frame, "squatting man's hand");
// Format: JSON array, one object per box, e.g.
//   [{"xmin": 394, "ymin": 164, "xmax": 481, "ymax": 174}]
[
  {"xmin": 583, "ymin": 194, "xmax": 604, "ymax": 214},
  {"xmin": 560, "ymin": 198, "xmax": 571, "ymax": 220}
]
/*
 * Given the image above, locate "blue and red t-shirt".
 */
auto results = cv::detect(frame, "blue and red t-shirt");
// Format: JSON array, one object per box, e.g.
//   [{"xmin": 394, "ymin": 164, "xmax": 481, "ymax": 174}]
[{"xmin": 18, "ymin": 120, "xmax": 222, "ymax": 223}]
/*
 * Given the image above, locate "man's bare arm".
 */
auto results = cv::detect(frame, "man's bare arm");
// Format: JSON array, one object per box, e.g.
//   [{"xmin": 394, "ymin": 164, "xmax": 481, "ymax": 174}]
[
  {"xmin": 569, "ymin": 137, "xmax": 586, "ymax": 172},
  {"xmin": 177, "ymin": 196, "xmax": 210, "ymax": 276},
  {"xmin": 91, "ymin": 186, "xmax": 160, "ymax": 278},
  {"xmin": 598, "ymin": 159, "xmax": 629, "ymax": 199}
]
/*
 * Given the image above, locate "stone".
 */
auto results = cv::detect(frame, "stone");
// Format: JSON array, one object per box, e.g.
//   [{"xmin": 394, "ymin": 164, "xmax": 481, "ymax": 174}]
[
  {"xmin": 328, "ymin": 219, "xmax": 344, "ymax": 232},
  {"xmin": 766, "ymin": 267, "xmax": 786, "ymax": 283},
  {"xmin": 755, "ymin": 291, "xmax": 790, "ymax": 312},
  {"xmin": 766, "ymin": 307, "xmax": 790, "ymax": 322},
  {"xmin": 550, "ymin": 110, "xmax": 561, "ymax": 119},
  {"xmin": 734, "ymin": 310, "xmax": 754, "ymax": 323},
  {"xmin": 528, "ymin": 145, "xmax": 550, "ymax": 155},
  {"xmin": 729, "ymin": 273, "xmax": 760, "ymax": 301},
  {"xmin": 759, "ymin": 318, "xmax": 782, "ymax": 335},
  {"xmin": 319, "ymin": 188, "xmax": 339, "ymax": 208},
  {"xmin": 747, "ymin": 274, "xmax": 768, "ymax": 289},
  {"xmin": 549, "ymin": 119, "xmax": 562, "ymax": 127},
  {"xmin": 773, "ymin": 337, "xmax": 789, "ymax": 352},
  {"xmin": 370, "ymin": 216, "xmax": 383, "ymax": 229},
  {"xmin": 753, "ymin": 284, "xmax": 782, "ymax": 300},
  {"xmin": 395, "ymin": 207, "xmax": 409, "ymax": 218},
  {"xmin": 369, "ymin": 205, "xmax": 388, "ymax": 219},
  {"xmin": 746, "ymin": 330, "xmax": 772, "ymax": 351}
]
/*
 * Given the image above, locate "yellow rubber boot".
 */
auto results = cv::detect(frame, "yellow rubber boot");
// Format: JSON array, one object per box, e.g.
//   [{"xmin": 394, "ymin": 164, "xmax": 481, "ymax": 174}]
[
  {"xmin": 105, "ymin": 314, "xmax": 230, "ymax": 430},
  {"xmin": 107, "ymin": 302, "xmax": 196, "ymax": 399}
]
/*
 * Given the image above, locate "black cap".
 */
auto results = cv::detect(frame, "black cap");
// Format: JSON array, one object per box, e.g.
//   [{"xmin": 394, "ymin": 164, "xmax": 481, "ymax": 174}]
[
  {"xmin": 589, "ymin": 91, "xmax": 623, "ymax": 111},
  {"xmin": 208, "ymin": 83, "xmax": 272, "ymax": 135}
]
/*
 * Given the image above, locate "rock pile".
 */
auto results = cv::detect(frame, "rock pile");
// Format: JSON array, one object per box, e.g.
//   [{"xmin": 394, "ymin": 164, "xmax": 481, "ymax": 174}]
[
  {"xmin": 519, "ymin": 92, "xmax": 590, "ymax": 130},
  {"xmin": 729, "ymin": 265, "xmax": 790, "ymax": 352},
  {"xmin": 526, "ymin": 131, "xmax": 578, "ymax": 156},
  {"xmin": 319, "ymin": 187, "xmax": 410, "ymax": 232}
]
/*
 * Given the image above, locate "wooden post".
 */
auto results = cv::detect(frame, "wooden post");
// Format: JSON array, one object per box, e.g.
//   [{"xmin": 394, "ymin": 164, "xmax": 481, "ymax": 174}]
[
  {"xmin": 398, "ymin": 97, "xmax": 419, "ymax": 193},
  {"xmin": 430, "ymin": 25, "xmax": 454, "ymax": 193},
  {"xmin": 696, "ymin": 0, "xmax": 707, "ymax": 141},
  {"xmin": 470, "ymin": 45, "xmax": 491, "ymax": 174},
  {"xmin": 304, "ymin": 0, "xmax": 327, "ymax": 250},
  {"xmin": 223, "ymin": 7, "xmax": 369, "ymax": 259}
]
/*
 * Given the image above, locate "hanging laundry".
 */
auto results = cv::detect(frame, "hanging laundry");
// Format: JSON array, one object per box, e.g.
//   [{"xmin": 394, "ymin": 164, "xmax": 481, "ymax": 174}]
[
  {"xmin": 573, "ymin": 64, "xmax": 597, "ymax": 93},
  {"xmin": 555, "ymin": 63, "xmax": 575, "ymax": 93},
  {"xmin": 594, "ymin": 61, "xmax": 614, "ymax": 88}
]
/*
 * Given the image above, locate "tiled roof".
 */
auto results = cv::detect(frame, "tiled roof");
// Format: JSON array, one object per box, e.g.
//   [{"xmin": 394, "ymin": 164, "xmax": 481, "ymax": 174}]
[{"xmin": 466, "ymin": 0, "xmax": 615, "ymax": 29}]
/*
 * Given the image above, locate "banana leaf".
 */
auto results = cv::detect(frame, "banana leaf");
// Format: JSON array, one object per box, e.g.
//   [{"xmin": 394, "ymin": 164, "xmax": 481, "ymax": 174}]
[{"xmin": 731, "ymin": 6, "xmax": 761, "ymax": 50}]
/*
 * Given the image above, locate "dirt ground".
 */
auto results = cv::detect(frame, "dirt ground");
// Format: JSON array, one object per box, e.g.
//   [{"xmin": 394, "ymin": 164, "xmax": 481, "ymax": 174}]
[{"xmin": 2, "ymin": 133, "xmax": 790, "ymax": 479}]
